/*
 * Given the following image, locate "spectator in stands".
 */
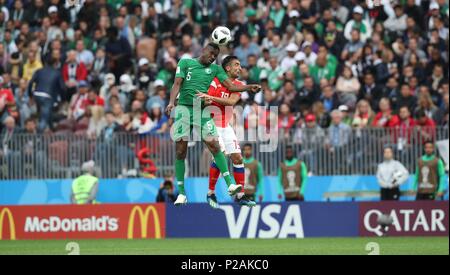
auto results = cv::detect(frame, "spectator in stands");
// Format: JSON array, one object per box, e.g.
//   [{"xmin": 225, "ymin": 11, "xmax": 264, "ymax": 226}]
[
  {"xmin": 234, "ymin": 33, "xmax": 260, "ymax": 68},
  {"xmin": 434, "ymin": 92, "xmax": 449, "ymax": 127},
  {"xmin": 71, "ymin": 160, "xmax": 99, "ymax": 204},
  {"xmin": 301, "ymin": 41, "xmax": 317, "ymax": 66},
  {"xmin": 372, "ymin": 98, "xmax": 400, "ymax": 128},
  {"xmin": 68, "ymin": 81, "xmax": 90, "ymax": 121},
  {"xmin": 278, "ymin": 103, "xmax": 296, "ymax": 139},
  {"xmin": 87, "ymin": 105, "xmax": 106, "ymax": 138},
  {"xmin": 360, "ymin": 72, "xmax": 384, "ymax": 111},
  {"xmin": 62, "ymin": 50, "xmax": 88, "ymax": 101},
  {"xmin": 415, "ymin": 92, "xmax": 439, "ymax": 120},
  {"xmin": 397, "ymin": 106, "xmax": 417, "ymax": 146},
  {"xmin": 336, "ymin": 65, "xmax": 360, "ymax": 108},
  {"xmin": 100, "ymin": 73, "xmax": 116, "ymax": 99},
  {"xmin": 341, "ymin": 29, "xmax": 364, "ymax": 61},
  {"xmin": 260, "ymin": 56, "xmax": 284, "ymax": 92},
  {"xmin": 105, "ymin": 26, "xmax": 132, "ymax": 79},
  {"xmin": 136, "ymin": 57, "xmax": 154, "ymax": 93},
  {"xmin": 352, "ymin": 99, "xmax": 375, "ymax": 129},
  {"xmin": 110, "ymin": 102, "xmax": 126, "ymax": 126},
  {"xmin": 414, "ymin": 141, "xmax": 447, "ymax": 201},
  {"xmin": 299, "ymin": 113, "xmax": 325, "ymax": 174},
  {"xmin": 75, "ymin": 39, "xmax": 94, "ymax": 71},
  {"xmin": 393, "ymin": 84, "xmax": 417, "ymax": 113},
  {"xmin": 21, "ymin": 117, "xmax": 47, "ymax": 178},
  {"xmin": 83, "ymin": 88, "xmax": 105, "ymax": 110},
  {"xmin": 22, "ymin": 51, "xmax": 43, "ymax": 82},
  {"xmin": 415, "ymin": 109, "xmax": 437, "ymax": 143},
  {"xmin": 403, "ymin": 37, "xmax": 427, "ymax": 65},
  {"xmin": 376, "ymin": 146, "xmax": 409, "ymax": 201},
  {"xmin": 0, "ymin": 77, "xmax": 19, "ymax": 125},
  {"xmin": 384, "ymin": 4, "xmax": 408, "ymax": 37},
  {"xmin": 296, "ymin": 76, "xmax": 319, "ymax": 113},
  {"xmin": 130, "ymin": 104, "xmax": 152, "ymax": 134},
  {"xmin": 280, "ymin": 43, "xmax": 298, "ymax": 73},
  {"xmin": 0, "ymin": 116, "xmax": 21, "ymax": 178},
  {"xmin": 148, "ymin": 102, "xmax": 168, "ymax": 134},
  {"xmin": 91, "ymin": 47, "xmax": 109, "ymax": 84},
  {"xmin": 339, "ymin": 105, "xmax": 352, "ymax": 126},
  {"xmin": 27, "ymin": 58, "xmax": 65, "ymax": 131},
  {"xmin": 312, "ymin": 101, "xmax": 331, "ymax": 129},
  {"xmin": 319, "ymin": 85, "xmax": 340, "ymax": 113},
  {"xmin": 326, "ymin": 110, "xmax": 352, "ymax": 151},
  {"xmin": 309, "ymin": 51, "xmax": 336, "ymax": 84},
  {"xmin": 344, "ymin": 6, "xmax": 372, "ymax": 43},
  {"xmin": 278, "ymin": 145, "xmax": 308, "ymax": 201},
  {"xmin": 146, "ymin": 79, "xmax": 167, "ymax": 113}
]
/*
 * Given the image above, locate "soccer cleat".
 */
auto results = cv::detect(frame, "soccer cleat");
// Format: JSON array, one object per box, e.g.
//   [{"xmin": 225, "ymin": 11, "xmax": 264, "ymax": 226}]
[
  {"xmin": 235, "ymin": 195, "xmax": 257, "ymax": 207},
  {"xmin": 227, "ymin": 184, "xmax": 242, "ymax": 196},
  {"xmin": 206, "ymin": 193, "xmax": 220, "ymax": 209},
  {"xmin": 174, "ymin": 194, "xmax": 188, "ymax": 206}
]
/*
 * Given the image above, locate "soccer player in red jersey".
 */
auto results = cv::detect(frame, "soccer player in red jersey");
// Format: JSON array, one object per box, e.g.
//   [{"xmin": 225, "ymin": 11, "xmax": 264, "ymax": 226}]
[{"xmin": 197, "ymin": 56, "xmax": 256, "ymax": 208}]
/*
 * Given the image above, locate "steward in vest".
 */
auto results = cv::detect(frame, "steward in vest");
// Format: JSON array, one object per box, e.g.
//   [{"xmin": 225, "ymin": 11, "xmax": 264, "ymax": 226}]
[
  {"xmin": 71, "ymin": 160, "xmax": 99, "ymax": 204},
  {"xmin": 414, "ymin": 141, "xmax": 447, "ymax": 201},
  {"xmin": 278, "ymin": 145, "xmax": 308, "ymax": 201},
  {"xmin": 242, "ymin": 143, "xmax": 264, "ymax": 202}
]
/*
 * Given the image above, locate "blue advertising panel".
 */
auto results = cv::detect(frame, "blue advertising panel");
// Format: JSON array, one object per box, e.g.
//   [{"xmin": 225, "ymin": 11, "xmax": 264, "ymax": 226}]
[
  {"xmin": 166, "ymin": 202, "xmax": 359, "ymax": 238},
  {"xmin": 0, "ymin": 175, "xmax": 447, "ymax": 205}
]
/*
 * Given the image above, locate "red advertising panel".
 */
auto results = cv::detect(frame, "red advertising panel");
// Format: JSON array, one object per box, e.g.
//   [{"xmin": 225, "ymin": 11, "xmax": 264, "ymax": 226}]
[
  {"xmin": 0, "ymin": 204, "xmax": 166, "ymax": 240},
  {"xmin": 360, "ymin": 201, "xmax": 449, "ymax": 237}
]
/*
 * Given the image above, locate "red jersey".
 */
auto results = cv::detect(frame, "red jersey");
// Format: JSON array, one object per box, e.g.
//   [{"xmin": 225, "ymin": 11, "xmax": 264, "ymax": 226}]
[
  {"xmin": 0, "ymin": 88, "xmax": 18, "ymax": 118},
  {"xmin": 207, "ymin": 77, "xmax": 243, "ymax": 128}
]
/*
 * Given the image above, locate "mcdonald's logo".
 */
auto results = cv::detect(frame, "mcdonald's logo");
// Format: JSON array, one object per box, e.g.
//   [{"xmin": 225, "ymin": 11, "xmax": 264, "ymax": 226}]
[
  {"xmin": 127, "ymin": 206, "xmax": 162, "ymax": 239},
  {"xmin": 0, "ymin": 208, "xmax": 16, "ymax": 240}
]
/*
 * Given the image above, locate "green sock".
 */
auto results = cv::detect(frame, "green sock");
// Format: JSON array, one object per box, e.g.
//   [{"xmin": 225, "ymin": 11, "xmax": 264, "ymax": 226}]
[
  {"xmin": 175, "ymin": 159, "xmax": 186, "ymax": 195},
  {"xmin": 213, "ymin": 152, "xmax": 235, "ymax": 187}
]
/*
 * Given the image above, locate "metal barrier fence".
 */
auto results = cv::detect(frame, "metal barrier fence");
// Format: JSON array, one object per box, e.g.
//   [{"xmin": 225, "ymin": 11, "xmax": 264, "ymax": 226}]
[{"xmin": 0, "ymin": 127, "xmax": 448, "ymax": 179}]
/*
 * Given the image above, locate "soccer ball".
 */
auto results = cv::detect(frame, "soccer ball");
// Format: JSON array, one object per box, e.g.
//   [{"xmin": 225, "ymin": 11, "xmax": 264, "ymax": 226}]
[{"xmin": 211, "ymin": 26, "xmax": 232, "ymax": 46}]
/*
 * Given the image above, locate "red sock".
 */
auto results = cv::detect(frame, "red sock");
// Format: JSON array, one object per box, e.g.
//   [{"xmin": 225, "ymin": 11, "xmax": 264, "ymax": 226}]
[
  {"xmin": 233, "ymin": 164, "xmax": 245, "ymax": 194},
  {"xmin": 209, "ymin": 162, "xmax": 221, "ymax": 191}
]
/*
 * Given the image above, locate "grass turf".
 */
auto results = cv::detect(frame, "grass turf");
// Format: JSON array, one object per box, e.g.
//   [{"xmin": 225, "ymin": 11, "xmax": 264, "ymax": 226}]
[{"xmin": 0, "ymin": 237, "xmax": 448, "ymax": 255}]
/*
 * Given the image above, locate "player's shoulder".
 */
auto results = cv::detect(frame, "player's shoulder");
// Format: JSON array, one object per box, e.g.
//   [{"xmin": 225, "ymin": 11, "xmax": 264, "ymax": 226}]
[
  {"xmin": 210, "ymin": 77, "xmax": 222, "ymax": 89},
  {"xmin": 178, "ymin": 58, "xmax": 195, "ymax": 65}
]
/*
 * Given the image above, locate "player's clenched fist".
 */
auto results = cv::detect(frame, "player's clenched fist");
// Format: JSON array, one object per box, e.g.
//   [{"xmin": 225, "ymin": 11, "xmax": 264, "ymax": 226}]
[
  {"xmin": 249, "ymin": 84, "xmax": 261, "ymax": 93},
  {"xmin": 165, "ymin": 103, "xmax": 175, "ymax": 116}
]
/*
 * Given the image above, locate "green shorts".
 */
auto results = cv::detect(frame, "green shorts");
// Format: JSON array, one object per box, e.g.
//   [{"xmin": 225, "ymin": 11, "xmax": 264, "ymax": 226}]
[{"xmin": 172, "ymin": 104, "xmax": 219, "ymax": 141}]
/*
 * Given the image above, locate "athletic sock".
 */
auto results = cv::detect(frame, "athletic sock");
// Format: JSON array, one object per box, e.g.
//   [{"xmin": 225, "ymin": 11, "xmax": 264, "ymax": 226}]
[
  {"xmin": 209, "ymin": 162, "xmax": 221, "ymax": 192},
  {"xmin": 213, "ymin": 151, "xmax": 235, "ymax": 187},
  {"xmin": 175, "ymin": 159, "xmax": 186, "ymax": 195},
  {"xmin": 233, "ymin": 163, "xmax": 245, "ymax": 195}
]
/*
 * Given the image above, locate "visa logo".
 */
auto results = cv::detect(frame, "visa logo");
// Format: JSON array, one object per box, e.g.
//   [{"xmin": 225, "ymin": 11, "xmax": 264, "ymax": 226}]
[{"xmin": 220, "ymin": 204, "xmax": 304, "ymax": 239}]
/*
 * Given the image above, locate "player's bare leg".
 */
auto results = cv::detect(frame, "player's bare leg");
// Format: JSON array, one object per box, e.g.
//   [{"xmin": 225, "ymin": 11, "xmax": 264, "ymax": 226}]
[
  {"xmin": 229, "ymin": 153, "xmax": 256, "ymax": 207},
  {"xmin": 174, "ymin": 140, "xmax": 188, "ymax": 206},
  {"xmin": 207, "ymin": 152, "xmax": 255, "ymax": 208},
  {"xmin": 207, "ymin": 157, "xmax": 222, "ymax": 209},
  {"xmin": 203, "ymin": 138, "xmax": 242, "ymax": 197}
]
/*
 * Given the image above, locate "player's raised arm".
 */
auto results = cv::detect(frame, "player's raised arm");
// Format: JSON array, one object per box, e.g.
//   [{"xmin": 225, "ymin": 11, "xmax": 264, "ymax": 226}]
[
  {"xmin": 222, "ymin": 78, "xmax": 261, "ymax": 93},
  {"xmin": 166, "ymin": 77, "xmax": 183, "ymax": 116},
  {"xmin": 196, "ymin": 92, "xmax": 240, "ymax": 106}
]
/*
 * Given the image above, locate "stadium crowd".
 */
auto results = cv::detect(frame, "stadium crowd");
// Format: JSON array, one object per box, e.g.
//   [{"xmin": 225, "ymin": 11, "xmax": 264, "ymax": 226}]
[{"xmin": 0, "ymin": 0, "xmax": 449, "ymax": 178}]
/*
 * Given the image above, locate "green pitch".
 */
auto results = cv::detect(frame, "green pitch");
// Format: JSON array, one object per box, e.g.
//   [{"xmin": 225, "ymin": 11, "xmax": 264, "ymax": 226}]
[{"xmin": 0, "ymin": 237, "xmax": 448, "ymax": 255}]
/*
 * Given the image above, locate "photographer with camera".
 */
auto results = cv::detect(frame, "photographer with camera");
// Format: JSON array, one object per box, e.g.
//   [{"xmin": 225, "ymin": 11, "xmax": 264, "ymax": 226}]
[{"xmin": 156, "ymin": 176, "xmax": 178, "ymax": 203}]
